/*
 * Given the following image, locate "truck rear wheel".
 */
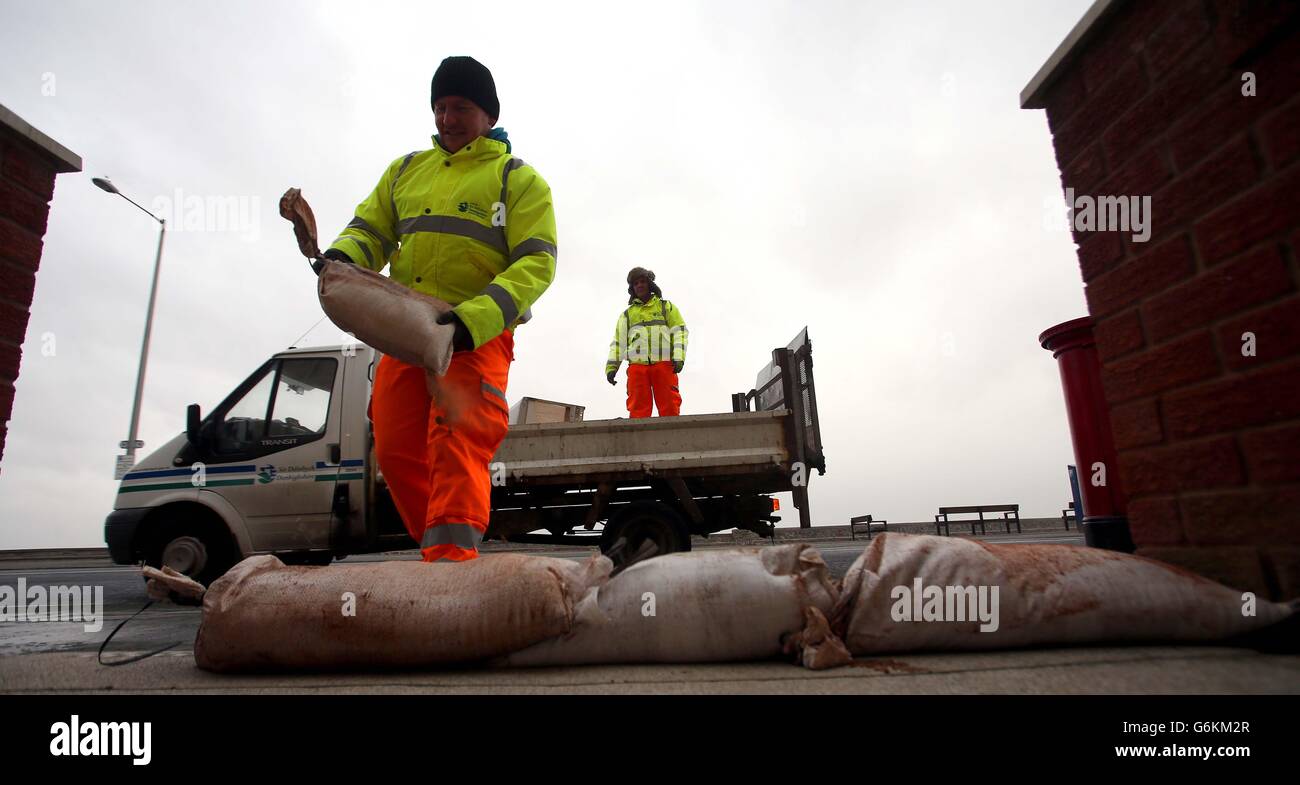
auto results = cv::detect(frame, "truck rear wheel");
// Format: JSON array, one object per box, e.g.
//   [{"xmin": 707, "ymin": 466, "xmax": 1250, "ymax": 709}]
[{"xmin": 600, "ymin": 501, "xmax": 690, "ymax": 571}]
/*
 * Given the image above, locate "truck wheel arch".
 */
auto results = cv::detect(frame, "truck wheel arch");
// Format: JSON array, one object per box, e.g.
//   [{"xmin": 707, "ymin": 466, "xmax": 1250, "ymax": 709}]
[
  {"xmin": 194, "ymin": 490, "xmax": 254, "ymax": 557},
  {"xmin": 134, "ymin": 496, "xmax": 250, "ymax": 563}
]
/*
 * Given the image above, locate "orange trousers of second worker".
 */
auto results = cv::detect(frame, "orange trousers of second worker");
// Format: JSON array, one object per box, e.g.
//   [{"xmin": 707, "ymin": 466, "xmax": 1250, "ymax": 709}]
[
  {"xmin": 368, "ymin": 330, "xmax": 513, "ymax": 562},
  {"xmin": 626, "ymin": 361, "xmax": 681, "ymax": 418}
]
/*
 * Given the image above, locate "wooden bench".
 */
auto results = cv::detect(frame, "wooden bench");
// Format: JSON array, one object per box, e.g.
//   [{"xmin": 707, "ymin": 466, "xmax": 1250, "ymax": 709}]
[
  {"xmin": 849, "ymin": 514, "xmax": 888, "ymax": 541},
  {"xmin": 934, "ymin": 504, "xmax": 1021, "ymax": 536},
  {"xmin": 1061, "ymin": 501, "xmax": 1076, "ymax": 530}
]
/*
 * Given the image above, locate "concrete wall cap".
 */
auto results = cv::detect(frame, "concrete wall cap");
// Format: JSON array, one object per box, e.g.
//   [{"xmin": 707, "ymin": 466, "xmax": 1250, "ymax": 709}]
[
  {"xmin": 0, "ymin": 103, "xmax": 82, "ymax": 173},
  {"xmin": 1020, "ymin": 0, "xmax": 1125, "ymax": 110}
]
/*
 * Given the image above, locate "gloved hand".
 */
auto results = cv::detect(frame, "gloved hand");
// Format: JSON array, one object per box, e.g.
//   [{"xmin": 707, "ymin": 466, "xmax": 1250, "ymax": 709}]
[
  {"xmin": 436, "ymin": 311, "xmax": 475, "ymax": 353},
  {"xmin": 672, "ymin": 360, "xmax": 684, "ymax": 374},
  {"xmin": 316, "ymin": 248, "xmax": 355, "ymax": 275},
  {"xmin": 606, "ymin": 370, "xmax": 617, "ymax": 386},
  {"xmin": 321, "ymin": 248, "xmax": 355, "ymax": 265}
]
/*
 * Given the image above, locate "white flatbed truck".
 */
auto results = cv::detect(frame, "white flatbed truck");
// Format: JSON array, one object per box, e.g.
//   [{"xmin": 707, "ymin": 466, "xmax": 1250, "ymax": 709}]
[{"xmin": 105, "ymin": 328, "xmax": 824, "ymax": 583}]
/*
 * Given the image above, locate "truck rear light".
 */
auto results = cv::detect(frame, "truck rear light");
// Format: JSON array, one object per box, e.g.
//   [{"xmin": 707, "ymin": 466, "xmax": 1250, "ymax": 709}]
[{"xmin": 771, "ymin": 498, "xmax": 780, "ymax": 511}]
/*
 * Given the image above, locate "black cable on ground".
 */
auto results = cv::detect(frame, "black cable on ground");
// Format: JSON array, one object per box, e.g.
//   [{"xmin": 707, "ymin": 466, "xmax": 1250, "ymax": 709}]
[{"xmin": 97, "ymin": 599, "xmax": 182, "ymax": 667}]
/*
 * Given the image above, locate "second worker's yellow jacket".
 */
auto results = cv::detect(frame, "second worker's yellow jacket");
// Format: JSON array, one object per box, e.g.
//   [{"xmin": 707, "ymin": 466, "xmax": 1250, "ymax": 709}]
[{"xmin": 606, "ymin": 294, "xmax": 688, "ymax": 373}]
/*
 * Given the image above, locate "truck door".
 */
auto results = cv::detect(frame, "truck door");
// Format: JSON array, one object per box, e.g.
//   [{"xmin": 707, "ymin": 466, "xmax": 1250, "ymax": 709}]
[
  {"xmin": 329, "ymin": 346, "xmax": 372, "ymax": 550},
  {"xmin": 197, "ymin": 353, "xmax": 342, "ymax": 552}
]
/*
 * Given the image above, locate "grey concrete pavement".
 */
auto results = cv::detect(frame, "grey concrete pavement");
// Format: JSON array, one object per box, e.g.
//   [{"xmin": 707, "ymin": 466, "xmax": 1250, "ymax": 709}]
[{"xmin": 3, "ymin": 645, "xmax": 1297, "ymax": 694}]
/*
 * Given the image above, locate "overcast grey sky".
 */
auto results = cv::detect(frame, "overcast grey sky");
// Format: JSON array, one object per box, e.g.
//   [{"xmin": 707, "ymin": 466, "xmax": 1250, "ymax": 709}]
[{"xmin": 0, "ymin": 0, "xmax": 1095, "ymax": 549}]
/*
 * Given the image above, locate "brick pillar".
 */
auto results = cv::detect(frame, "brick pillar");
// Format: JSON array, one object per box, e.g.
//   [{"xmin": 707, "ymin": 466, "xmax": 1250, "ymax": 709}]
[
  {"xmin": 1022, "ymin": 0, "xmax": 1300, "ymax": 599},
  {"xmin": 0, "ymin": 105, "xmax": 83, "ymax": 473}
]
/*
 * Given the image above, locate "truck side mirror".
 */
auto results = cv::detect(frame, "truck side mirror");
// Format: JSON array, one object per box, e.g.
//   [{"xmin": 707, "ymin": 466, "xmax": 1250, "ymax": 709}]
[{"xmin": 186, "ymin": 404, "xmax": 202, "ymax": 445}]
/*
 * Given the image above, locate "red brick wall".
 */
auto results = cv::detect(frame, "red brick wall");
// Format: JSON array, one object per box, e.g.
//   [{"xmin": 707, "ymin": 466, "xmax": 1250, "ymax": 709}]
[
  {"xmin": 1040, "ymin": 0, "xmax": 1300, "ymax": 598},
  {"xmin": 0, "ymin": 126, "xmax": 62, "ymax": 471}
]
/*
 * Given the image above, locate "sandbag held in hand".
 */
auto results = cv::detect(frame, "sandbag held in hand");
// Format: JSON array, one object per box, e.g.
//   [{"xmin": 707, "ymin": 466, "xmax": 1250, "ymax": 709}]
[
  {"xmin": 278, "ymin": 187, "xmax": 456, "ymax": 377},
  {"xmin": 316, "ymin": 260, "xmax": 456, "ymax": 376}
]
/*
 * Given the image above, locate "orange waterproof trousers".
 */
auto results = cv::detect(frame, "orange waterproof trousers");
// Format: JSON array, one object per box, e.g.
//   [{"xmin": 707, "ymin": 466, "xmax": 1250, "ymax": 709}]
[
  {"xmin": 626, "ymin": 361, "xmax": 681, "ymax": 418},
  {"xmin": 368, "ymin": 330, "xmax": 513, "ymax": 562}
]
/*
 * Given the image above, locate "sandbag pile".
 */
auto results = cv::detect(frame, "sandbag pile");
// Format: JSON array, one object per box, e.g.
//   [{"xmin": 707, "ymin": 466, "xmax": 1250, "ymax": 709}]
[
  {"xmin": 190, "ymin": 546, "xmax": 845, "ymax": 673},
  {"xmin": 181, "ymin": 535, "xmax": 1295, "ymax": 674},
  {"xmin": 829, "ymin": 533, "xmax": 1295, "ymax": 658}
]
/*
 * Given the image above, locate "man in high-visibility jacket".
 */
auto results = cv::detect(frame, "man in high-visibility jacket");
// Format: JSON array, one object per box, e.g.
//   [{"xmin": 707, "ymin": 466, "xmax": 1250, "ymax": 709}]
[
  {"xmin": 606, "ymin": 267, "xmax": 688, "ymax": 418},
  {"xmin": 322, "ymin": 56, "xmax": 557, "ymax": 562}
]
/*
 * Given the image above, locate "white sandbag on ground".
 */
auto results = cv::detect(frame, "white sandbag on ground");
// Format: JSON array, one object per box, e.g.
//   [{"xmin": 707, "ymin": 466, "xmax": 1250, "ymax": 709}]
[
  {"xmin": 195, "ymin": 553, "xmax": 607, "ymax": 673},
  {"xmin": 831, "ymin": 533, "xmax": 1296, "ymax": 655},
  {"xmin": 501, "ymin": 544, "xmax": 843, "ymax": 667}
]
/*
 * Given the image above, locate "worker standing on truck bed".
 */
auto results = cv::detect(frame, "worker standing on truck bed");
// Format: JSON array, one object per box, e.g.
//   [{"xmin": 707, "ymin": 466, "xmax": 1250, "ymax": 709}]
[
  {"xmin": 322, "ymin": 56, "xmax": 557, "ymax": 562},
  {"xmin": 606, "ymin": 267, "xmax": 688, "ymax": 418}
]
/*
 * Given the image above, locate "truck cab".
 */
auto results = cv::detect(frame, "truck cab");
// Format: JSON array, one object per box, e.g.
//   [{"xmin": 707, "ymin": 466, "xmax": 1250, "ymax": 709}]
[{"xmin": 105, "ymin": 344, "xmax": 392, "ymax": 585}]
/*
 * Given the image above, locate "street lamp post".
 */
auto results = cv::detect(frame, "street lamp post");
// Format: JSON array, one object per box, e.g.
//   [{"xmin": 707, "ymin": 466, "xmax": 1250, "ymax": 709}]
[{"xmin": 93, "ymin": 177, "xmax": 167, "ymax": 479}]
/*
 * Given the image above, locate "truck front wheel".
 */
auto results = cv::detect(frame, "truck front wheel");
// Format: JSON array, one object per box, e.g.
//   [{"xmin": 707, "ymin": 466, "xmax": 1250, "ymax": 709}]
[
  {"xmin": 600, "ymin": 502, "xmax": 691, "ymax": 572},
  {"xmin": 144, "ymin": 514, "xmax": 238, "ymax": 592}
]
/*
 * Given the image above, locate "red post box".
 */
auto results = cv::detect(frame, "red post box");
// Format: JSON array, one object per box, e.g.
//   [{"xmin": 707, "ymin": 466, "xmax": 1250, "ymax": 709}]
[{"xmin": 1039, "ymin": 317, "xmax": 1134, "ymax": 551}]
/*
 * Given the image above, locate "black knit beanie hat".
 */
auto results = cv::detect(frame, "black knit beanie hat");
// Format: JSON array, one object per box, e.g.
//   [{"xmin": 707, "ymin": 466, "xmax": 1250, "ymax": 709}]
[{"xmin": 430, "ymin": 56, "xmax": 500, "ymax": 122}]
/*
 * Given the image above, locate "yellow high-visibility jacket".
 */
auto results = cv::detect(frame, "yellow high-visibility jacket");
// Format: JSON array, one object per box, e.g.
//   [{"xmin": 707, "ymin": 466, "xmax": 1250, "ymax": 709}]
[
  {"xmin": 327, "ymin": 135, "xmax": 557, "ymax": 349},
  {"xmin": 606, "ymin": 295, "xmax": 688, "ymax": 373}
]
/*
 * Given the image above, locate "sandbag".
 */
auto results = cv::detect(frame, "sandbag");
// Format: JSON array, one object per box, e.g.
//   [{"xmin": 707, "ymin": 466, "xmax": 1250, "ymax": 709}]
[
  {"xmin": 194, "ymin": 553, "xmax": 608, "ymax": 673},
  {"xmin": 501, "ymin": 544, "xmax": 847, "ymax": 667},
  {"xmin": 316, "ymin": 259, "xmax": 455, "ymax": 376},
  {"xmin": 142, "ymin": 565, "xmax": 205, "ymax": 602},
  {"xmin": 278, "ymin": 187, "xmax": 455, "ymax": 377},
  {"xmin": 831, "ymin": 533, "xmax": 1296, "ymax": 655}
]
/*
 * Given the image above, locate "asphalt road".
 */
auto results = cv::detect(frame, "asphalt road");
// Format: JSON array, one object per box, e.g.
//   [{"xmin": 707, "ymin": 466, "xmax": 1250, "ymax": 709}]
[{"xmin": 0, "ymin": 530, "xmax": 1083, "ymax": 657}]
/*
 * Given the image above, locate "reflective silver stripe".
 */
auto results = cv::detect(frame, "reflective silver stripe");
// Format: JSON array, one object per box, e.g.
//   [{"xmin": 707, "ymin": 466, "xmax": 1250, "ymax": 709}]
[
  {"xmin": 481, "ymin": 380, "xmax": 507, "ymax": 404},
  {"xmin": 668, "ymin": 325, "xmax": 687, "ymax": 334},
  {"xmin": 390, "ymin": 151, "xmax": 419, "ymax": 224},
  {"xmin": 630, "ymin": 319, "xmax": 668, "ymax": 328},
  {"xmin": 484, "ymin": 283, "xmax": 519, "ymax": 326},
  {"xmin": 421, "ymin": 523, "xmax": 483, "ymax": 550},
  {"xmin": 396, "ymin": 215, "xmax": 509, "ymax": 253},
  {"xmin": 346, "ymin": 216, "xmax": 397, "ymax": 258},
  {"xmin": 508, "ymin": 237, "xmax": 557, "ymax": 263},
  {"xmin": 345, "ymin": 236, "xmax": 375, "ymax": 267},
  {"xmin": 394, "ymin": 151, "xmax": 419, "ymax": 180},
  {"xmin": 499, "ymin": 157, "xmax": 526, "ymax": 208}
]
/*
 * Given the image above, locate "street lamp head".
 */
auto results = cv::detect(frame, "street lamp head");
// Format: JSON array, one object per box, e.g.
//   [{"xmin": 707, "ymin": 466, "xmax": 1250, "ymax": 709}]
[{"xmin": 92, "ymin": 177, "xmax": 119, "ymax": 194}]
